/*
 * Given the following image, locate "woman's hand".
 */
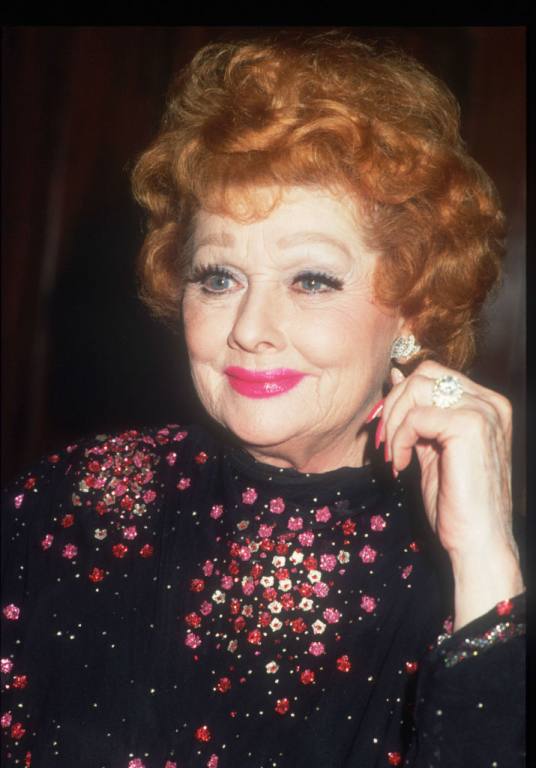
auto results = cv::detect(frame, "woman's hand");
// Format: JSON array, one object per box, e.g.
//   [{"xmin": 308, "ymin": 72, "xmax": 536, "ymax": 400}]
[{"xmin": 374, "ymin": 359, "xmax": 524, "ymax": 630}]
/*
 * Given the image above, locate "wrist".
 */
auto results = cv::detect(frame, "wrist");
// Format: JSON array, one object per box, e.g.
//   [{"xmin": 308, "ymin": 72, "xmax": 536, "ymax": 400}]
[{"xmin": 451, "ymin": 547, "xmax": 524, "ymax": 632}]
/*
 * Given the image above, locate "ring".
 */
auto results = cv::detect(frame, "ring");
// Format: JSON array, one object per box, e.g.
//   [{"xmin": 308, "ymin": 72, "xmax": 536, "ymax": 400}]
[{"xmin": 431, "ymin": 375, "xmax": 463, "ymax": 408}]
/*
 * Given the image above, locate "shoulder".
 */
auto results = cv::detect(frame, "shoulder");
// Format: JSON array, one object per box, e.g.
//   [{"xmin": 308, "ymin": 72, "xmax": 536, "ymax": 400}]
[
  {"xmin": 2, "ymin": 423, "xmax": 219, "ymax": 557},
  {"xmin": 4, "ymin": 423, "xmax": 215, "ymax": 495}
]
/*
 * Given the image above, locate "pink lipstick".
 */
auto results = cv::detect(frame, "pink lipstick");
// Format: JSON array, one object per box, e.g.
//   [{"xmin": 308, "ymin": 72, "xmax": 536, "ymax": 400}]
[{"xmin": 224, "ymin": 367, "xmax": 306, "ymax": 399}]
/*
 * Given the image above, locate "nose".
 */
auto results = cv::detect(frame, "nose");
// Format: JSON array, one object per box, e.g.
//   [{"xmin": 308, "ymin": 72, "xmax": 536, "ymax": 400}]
[{"xmin": 227, "ymin": 282, "xmax": 286, "ymax": 354}]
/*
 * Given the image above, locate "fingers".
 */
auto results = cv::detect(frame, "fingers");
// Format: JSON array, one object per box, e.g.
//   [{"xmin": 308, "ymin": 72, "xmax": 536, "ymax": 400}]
[
  {"xmin": 389, "ymin": 400, "xmax": 496, "ymax": 473},
  {"xmin": 376, "ymin": 360, "xmax": 512, "ymax": 471}
]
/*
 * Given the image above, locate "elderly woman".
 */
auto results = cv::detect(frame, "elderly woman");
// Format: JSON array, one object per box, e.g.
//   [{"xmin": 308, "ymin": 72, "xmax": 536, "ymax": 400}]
[{"xmin": 1, "ymin": 32, "xmax": 525, "ymax": 768}]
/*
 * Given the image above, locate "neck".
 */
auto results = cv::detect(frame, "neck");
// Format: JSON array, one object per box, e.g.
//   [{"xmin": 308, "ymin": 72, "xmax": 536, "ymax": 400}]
[{"xmin": 241, "ymin": 427, "xmax": 370, "ymax": 474}]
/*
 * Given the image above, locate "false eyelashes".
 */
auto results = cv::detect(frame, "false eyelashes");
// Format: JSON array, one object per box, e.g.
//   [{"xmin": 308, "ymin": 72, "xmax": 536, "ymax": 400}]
[{"xmin": 188, "ymin": 264, "xmax": 344, "ymax": 294}]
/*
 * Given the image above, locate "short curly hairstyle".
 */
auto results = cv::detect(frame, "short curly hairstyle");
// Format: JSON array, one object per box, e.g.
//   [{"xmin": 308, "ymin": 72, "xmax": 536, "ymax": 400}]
[{"xmin": 131, "ymin": 30, "xmax": 506, "ymax": 371}]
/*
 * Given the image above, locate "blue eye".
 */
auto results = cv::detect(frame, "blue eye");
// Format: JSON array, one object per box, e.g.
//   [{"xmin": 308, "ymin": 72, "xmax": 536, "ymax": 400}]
[
  {"xmin": 293, "ymin": 272, "xmax": 344, "ymax": 293},
  {"xmin": 204, "ymin": 274, "xmax": 234, "ymax": 292},
  {"xmin": 190, "ymin": 266, "xmax": 238, "ymax": 294}
]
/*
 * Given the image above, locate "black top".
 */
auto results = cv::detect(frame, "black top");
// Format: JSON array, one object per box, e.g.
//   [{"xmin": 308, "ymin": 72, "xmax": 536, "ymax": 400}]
[{"xmin": 1, "ymin": 424, "xmax": 525, "ymax": 767}]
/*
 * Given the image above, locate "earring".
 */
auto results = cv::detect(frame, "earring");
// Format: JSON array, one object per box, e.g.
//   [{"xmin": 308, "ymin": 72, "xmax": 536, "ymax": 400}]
[{"xmin": 390, "ymin": 334, "xmax": 421, "ymax": 362}]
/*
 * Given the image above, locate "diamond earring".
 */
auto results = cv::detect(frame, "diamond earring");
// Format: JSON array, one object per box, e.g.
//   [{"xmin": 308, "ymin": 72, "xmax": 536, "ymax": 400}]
[{"xmin": 390, "ymin": 334, "xmax": 421, "ymax": 362}]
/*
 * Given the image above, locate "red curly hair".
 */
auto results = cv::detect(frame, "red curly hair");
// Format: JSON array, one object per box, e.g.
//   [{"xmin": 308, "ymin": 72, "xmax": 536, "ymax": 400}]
[{"xmin": 131, "ymin": 30, "xmax": 506, "ymax": 371}]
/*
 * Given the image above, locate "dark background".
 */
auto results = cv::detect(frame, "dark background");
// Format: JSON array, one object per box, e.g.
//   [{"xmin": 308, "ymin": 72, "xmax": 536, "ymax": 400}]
[{"xmin": 1, "ymin": 27, "xmax": 526, "ymax": 519}]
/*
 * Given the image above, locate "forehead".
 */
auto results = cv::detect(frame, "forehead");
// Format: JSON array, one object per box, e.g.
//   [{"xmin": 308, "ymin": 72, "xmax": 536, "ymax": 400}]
[{"xmin": 192, "ymin": 186, "xmax": 363, "ymax": 247}]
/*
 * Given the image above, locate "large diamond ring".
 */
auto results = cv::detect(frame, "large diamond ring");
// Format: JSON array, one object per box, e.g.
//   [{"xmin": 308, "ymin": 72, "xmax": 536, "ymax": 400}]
[{"xmin": 431, "ymin": 375, "xmax": 463, "ymax": 408}]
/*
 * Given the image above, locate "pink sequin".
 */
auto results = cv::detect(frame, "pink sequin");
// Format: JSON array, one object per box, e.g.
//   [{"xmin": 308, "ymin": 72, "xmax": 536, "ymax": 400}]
[
  {"xmin": 173, "ymin": 430, "xmax": 188, "ymax": 442},
  {"xmin": 123, "ymin": 526, "xmax": 138, "ymax": 540},
  {"xmin": 238, "ymin": 546, "xmax": 252, "ymax": 561},
  {"xmin": 166, "ymin": 452, "xmax": 177, "ymax": 466},
  {"xmin": 178, "ymin": 477, "xmax": 191, "ymax": 490},
  {"xmin": 313, "ymin": 582, "xmax": 329, "ymax": 597},
  {"xmin": 1, "ymin": 711, "xmax": 12, "ymax": 728},
  {"xmin": 315, "ymin": 506, "xmax": 331, "ymax": 522},
  {"xmin": 269, "ymin": 497, "xmax": 285, "ymax": 514},
  {"xmin": 185, "ymin": 632, "xmax": 202, "ymax": 648},
  {"xmin": 203, "ymin": 560, "xmax": 215, "ymax": 576},
  {"xmin": 242, "ymin": 580, "xmax": 255, "ymax": 596},
  {"xmin": 210, "ymin": 504, "xmax": 224, "ymax": 519},
  {"xmin": 370, "ymin": 514, "xmax": 386, "ymax": 531},
  {"xmin": 320, "ymin": 554, "xmax": 337, "ymax": 571},
  {"xmin": 114, "ymin": 482, "xmax": 128, "ymax": 497},
  {"xmin": 62, "ymin": 543, "xmax": 78, "ymax": 560},
  {"xmin": 258, "ymin": 524, "xmax": 274, "ymax": 538},
  {"xmin": 323, "ymin": 607, "xmax": 341, "ymax": 623},
  {"xmin": 242, "ymin": 487, "xmax": 258, "ymax": 505},
  {"xmin": 360, "ymin": 595, "xmax": 377, "ymax": 613},
  {"xmin": 200, "ymin": 601, "xmax": 213, "ymax": 616},
  {"xmin": 142, "ymin": 490, "xmax": 157, "ymax": 503},
  {"xmin": 221, "ymin": 575, "xmax": 233, "ymax": 590},
  {"xmin": 1, "ymin": 658, "xmax": 13, "ymax": 674},
  {"xmin": 308, "ymin": 641, "xmax": 326, "ymax": 656},
  {"xmin": 40, "ymin": 534, "xmax": 54, "ymax": 550},
  {"xmin": 401, "ymin": 565, "xmax": 413, "ymax": 579},
  {"xmin": 358, "ymin": 545, "xmax": 377, "ymax": 563},
  {"xmin": 14, "ymin": 494, "xmax": 24, "ymax": 509},
  {"xmin": 287, "ymin": 516, "xmax": 303, "ymax": 531},
  {"xmin": 128, "ymin": 760, "xmax": 146, "ymax": 768},
  {"xmin": 164, "ymin": 762, "xmax": 177, "ymax": 768},
  {"xmin": 207, "ymin": 755, "xmax": 219, "ymax": 768},
  {"xmin": 298, "ymin": 531, "xmax": 315, "ymax": 547}
]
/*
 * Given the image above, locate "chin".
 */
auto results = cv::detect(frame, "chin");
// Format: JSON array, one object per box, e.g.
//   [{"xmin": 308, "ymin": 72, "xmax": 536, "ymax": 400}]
[{"xmin": 221, "ymin": 412, "xmax": 303, "ymax": 451}]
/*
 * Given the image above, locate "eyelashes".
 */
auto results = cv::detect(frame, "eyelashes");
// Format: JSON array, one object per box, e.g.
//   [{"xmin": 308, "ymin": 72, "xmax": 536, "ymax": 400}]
[
  {"xmin": 189, "ymin": 265, "xmax": 237, "ymax": 294},
  {"xmin": 294, "ymin": 272, "xmax": 343, "ymax": 293},
  {"xmin": 188, "ymin": 264, "xmax": 344, "ymax": 295}
]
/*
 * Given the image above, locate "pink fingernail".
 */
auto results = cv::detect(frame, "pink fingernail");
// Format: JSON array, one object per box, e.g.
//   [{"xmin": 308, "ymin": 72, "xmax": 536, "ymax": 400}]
[
  {"xmin": 375, "ymin": 419, "xmax": 384, "ymax": 450},
  {"xmin": 365, "ymin": 399, "xmax": 385, "ymax": 424},
  {"xmin": 392, "ymin": 465, "xmax": 399, "ymax": 479}
]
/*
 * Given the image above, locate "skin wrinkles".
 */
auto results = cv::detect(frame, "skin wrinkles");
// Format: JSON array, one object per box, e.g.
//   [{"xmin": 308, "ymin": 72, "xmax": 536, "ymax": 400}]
[{"xmin": 182, "ymin": 186, "xmax": 406, "ymax": 472}]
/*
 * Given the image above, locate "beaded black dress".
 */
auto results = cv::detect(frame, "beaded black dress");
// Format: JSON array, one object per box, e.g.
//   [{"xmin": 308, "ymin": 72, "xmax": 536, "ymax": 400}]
[{"xmin": 1, "ymin": 424, "xmax": 525, "ymax": 767}]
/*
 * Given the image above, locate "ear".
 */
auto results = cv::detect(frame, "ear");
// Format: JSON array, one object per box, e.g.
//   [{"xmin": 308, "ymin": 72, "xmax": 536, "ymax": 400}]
[{"xmin": 394, "ymin": 316, "xmax": 412, "ymax": 337}]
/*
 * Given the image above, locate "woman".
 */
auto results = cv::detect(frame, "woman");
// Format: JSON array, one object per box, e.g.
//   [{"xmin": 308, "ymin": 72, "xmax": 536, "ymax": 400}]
[{"xmin": 1, "ymin": 31, "xmax": 525, "ymax": 767}]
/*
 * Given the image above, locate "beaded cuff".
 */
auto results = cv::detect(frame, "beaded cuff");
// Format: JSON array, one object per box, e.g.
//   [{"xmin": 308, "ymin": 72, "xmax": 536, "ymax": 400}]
[{"xmin": 433, "ymin": 593, "xmax": 526, "ymax": 668}]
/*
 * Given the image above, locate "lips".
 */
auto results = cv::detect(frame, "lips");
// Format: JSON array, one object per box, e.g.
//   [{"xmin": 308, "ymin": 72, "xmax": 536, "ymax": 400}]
[{"xmin": 224, "ymin": 367, "xmax": 306, "ymax": 399}]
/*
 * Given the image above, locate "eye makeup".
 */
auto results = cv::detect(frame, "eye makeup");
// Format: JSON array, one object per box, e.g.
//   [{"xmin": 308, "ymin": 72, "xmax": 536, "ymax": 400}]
[{"xmin": 188, "ymin": 263, "xmax": 345, "ymax": 295}]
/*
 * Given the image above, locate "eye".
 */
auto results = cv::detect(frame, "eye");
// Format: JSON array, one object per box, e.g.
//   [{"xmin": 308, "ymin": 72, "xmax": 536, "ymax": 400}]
[
  {"xmin": 190, "ymin": 265, "xmax": 240, "ymax": 294},
  {"xmin": 292, "ymin": 271, "xmax": 344, "ymax": 293}
]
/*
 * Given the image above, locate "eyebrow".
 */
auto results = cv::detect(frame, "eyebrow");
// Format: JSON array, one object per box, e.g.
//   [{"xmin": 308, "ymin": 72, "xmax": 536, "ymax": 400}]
[
  {"xmin": 276, "ymin": 231, "xmax": 352, "ymax": 259},
  {"xmin": 194, "ymin": 232, "xmax": 235, "ymax": 249},
  {"xmin": 194, "ymin": 230, "xmax": 352, "ymax": 259}
]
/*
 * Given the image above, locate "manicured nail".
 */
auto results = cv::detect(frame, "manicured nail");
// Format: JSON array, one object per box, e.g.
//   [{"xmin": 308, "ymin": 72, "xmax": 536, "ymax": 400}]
[
  {"xmin": 375, "ymin": 419, "xmax": 384, "ymax": 450},
  {"xmin": 392, "ymin": 465, "xmax": 399, "ymax": 479},
  {"xmin": 365, "ymin": 399, "xmax": 385, "ymax": 423},
  {"xmin": 390, "ymin": 367, "xmax": 405, "ymax": 385}
]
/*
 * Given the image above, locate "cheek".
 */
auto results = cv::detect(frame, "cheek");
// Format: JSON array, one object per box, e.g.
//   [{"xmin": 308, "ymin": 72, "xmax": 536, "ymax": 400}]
[
  {"xmin": 292, "ymin": 301, "xmax": 393, "ymax": 371},
  {"xmin": 182, "ymin": 298, "xmax": 226, "ymax": 363}
]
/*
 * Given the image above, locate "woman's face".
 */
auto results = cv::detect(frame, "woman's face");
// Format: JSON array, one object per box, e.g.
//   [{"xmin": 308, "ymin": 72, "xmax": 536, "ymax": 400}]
[{"xmin": 182, "ymin": 187, "xmax": 404, "ymax": 471}]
